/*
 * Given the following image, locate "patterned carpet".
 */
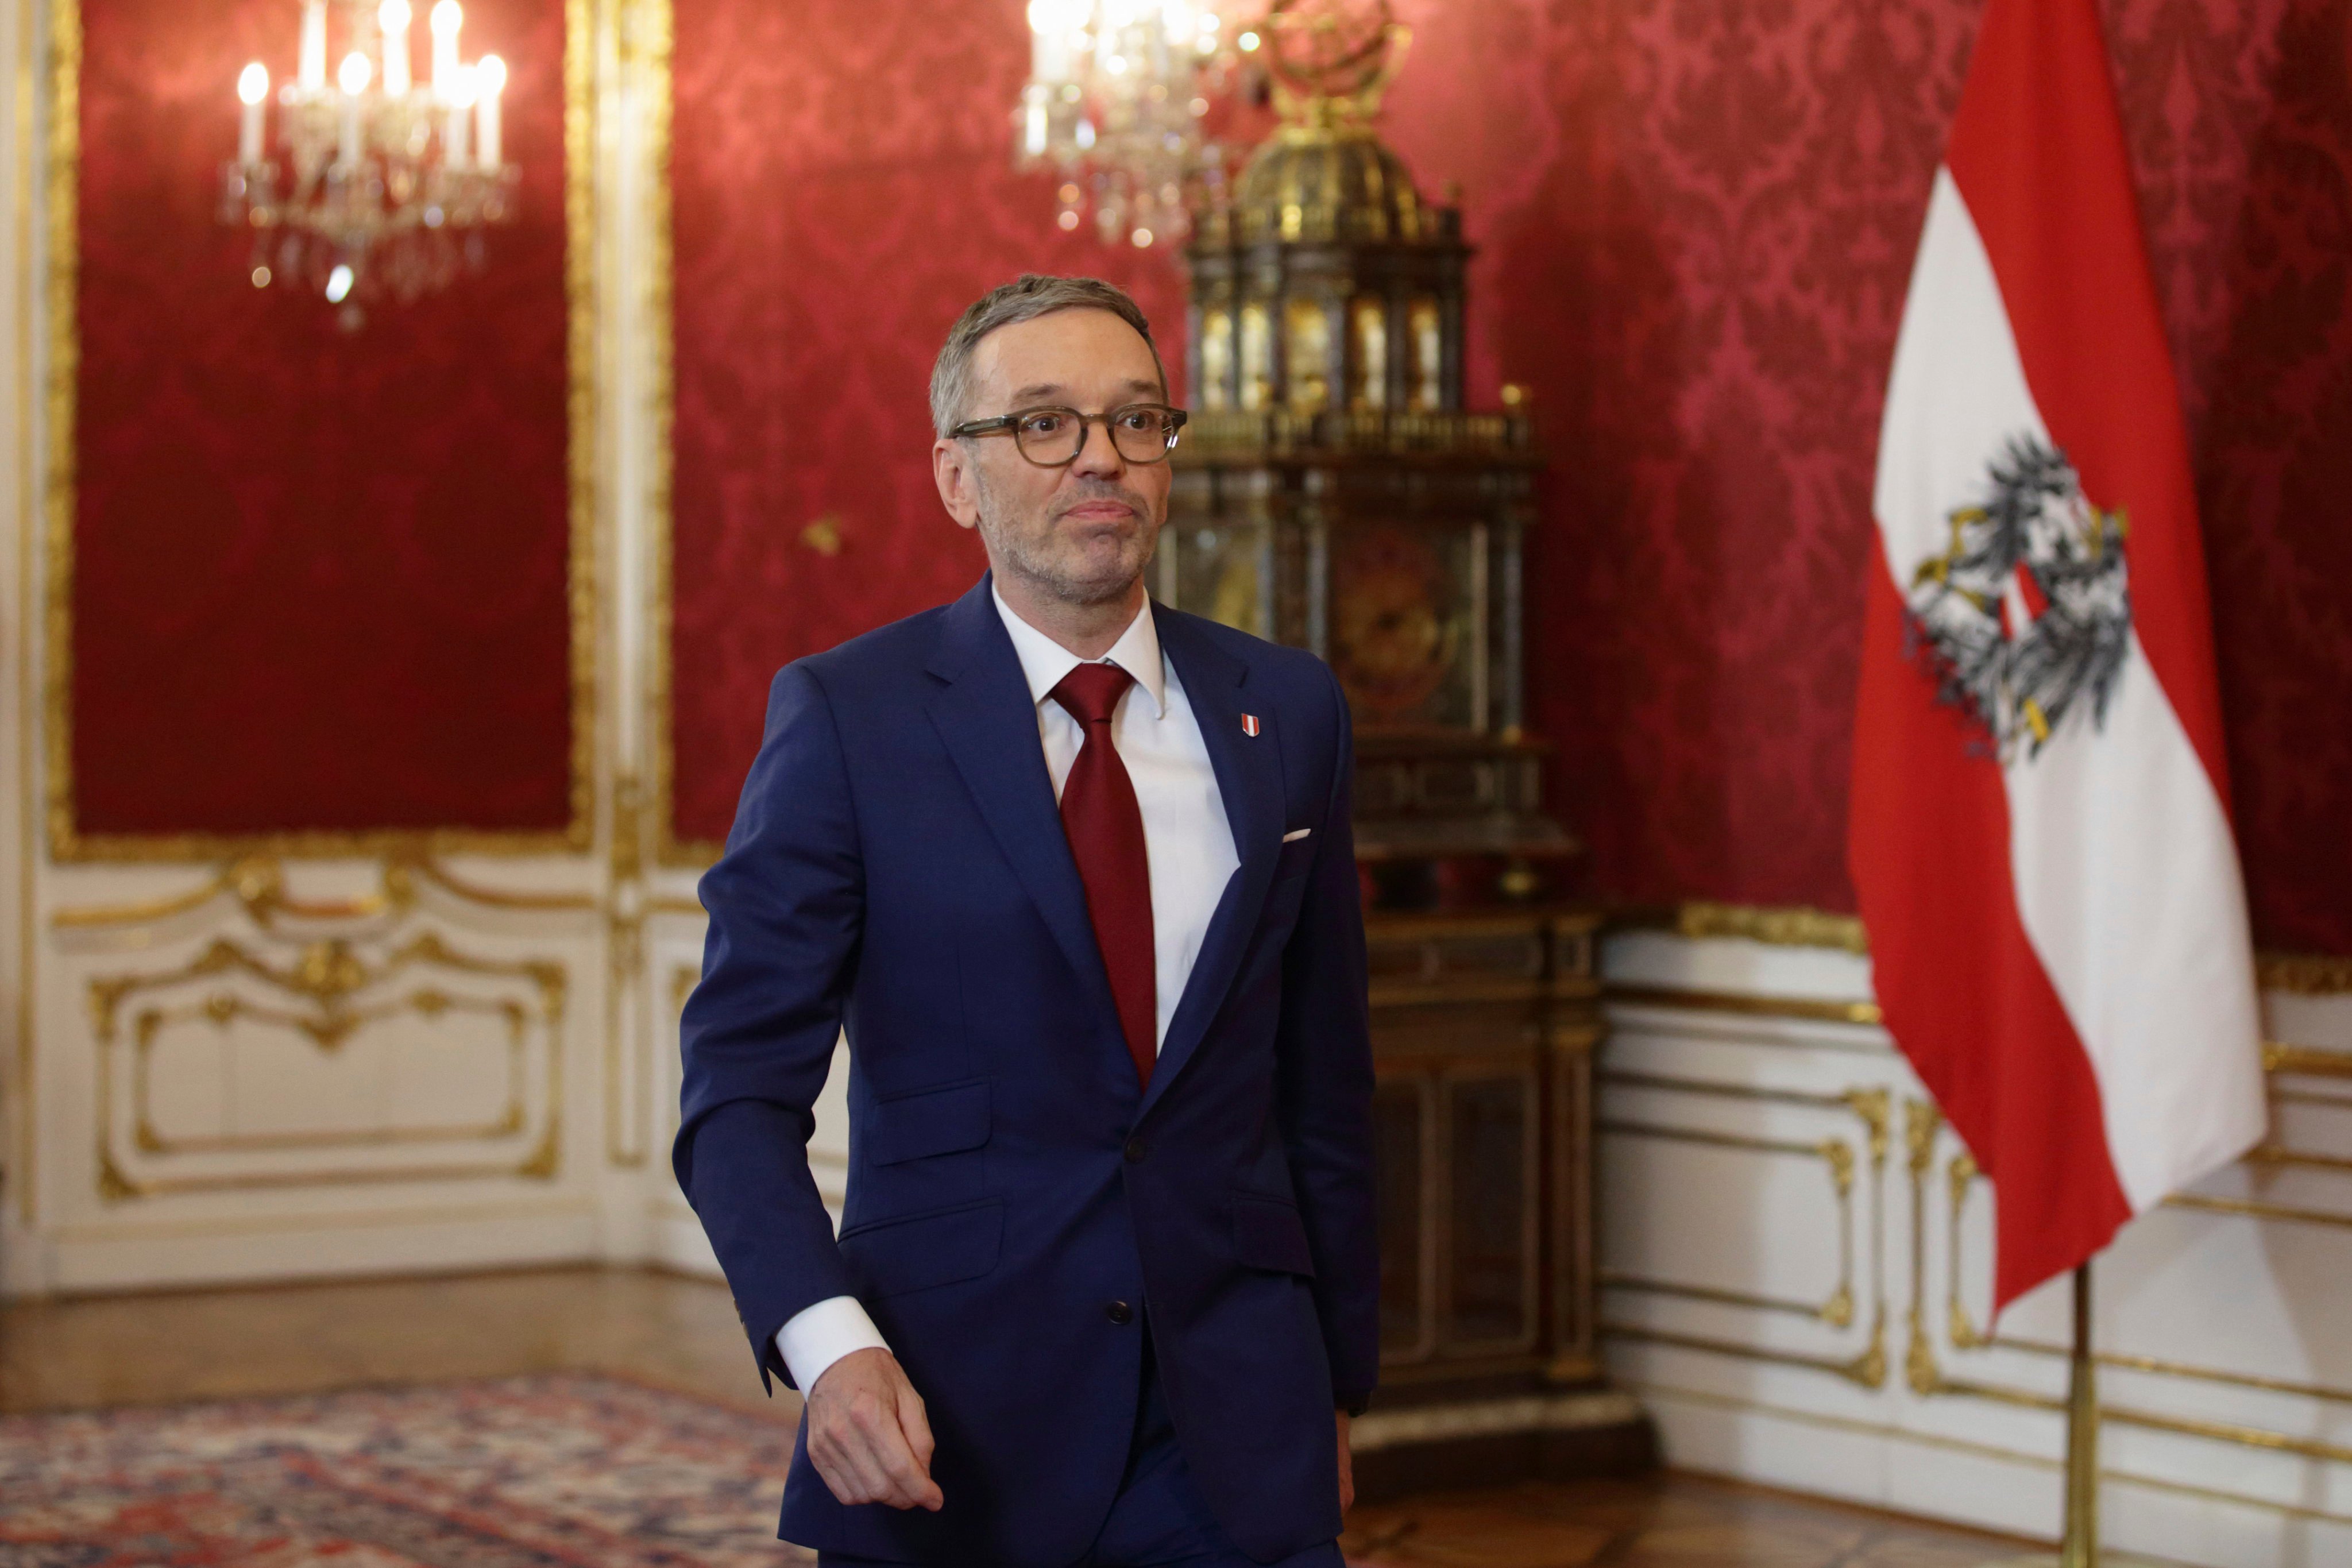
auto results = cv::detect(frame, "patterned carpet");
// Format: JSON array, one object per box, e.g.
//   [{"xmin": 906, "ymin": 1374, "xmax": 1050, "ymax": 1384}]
[{"xmin": 0, "ymin": 1373, "xmax": 817, "ymax": 1567}]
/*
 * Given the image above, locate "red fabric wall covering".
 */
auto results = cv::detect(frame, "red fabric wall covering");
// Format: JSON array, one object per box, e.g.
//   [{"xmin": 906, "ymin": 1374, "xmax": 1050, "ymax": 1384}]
[
  {"xmin": 666, "ymin": 0, "xmax": 1186, "ymax": 849},
  {"xmin": 666, "ymin": 0, "xmax": 2352, "ymax": 954},
  {"xmin": 68, "ymin": 0, "xmax": 576, "ymax": 848}
]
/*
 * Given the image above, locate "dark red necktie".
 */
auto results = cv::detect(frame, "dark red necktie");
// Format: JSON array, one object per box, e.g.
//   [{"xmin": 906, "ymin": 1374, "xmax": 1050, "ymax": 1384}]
[{"xmin": 1049, "ymin": 663, "xmax": 1157, "ymax": 1087}]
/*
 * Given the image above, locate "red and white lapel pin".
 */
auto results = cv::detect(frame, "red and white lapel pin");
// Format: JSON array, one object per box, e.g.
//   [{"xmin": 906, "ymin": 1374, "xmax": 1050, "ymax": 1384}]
[{"xmin": 1240, "ymin": 713, "xmax": 1261, "ymax": 737}]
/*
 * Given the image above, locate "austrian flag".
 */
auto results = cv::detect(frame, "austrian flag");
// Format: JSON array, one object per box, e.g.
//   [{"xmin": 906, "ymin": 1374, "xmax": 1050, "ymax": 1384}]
[{"xmin": 1849, "ymin": 0, "xmax": 2266, "ymax": 1310}]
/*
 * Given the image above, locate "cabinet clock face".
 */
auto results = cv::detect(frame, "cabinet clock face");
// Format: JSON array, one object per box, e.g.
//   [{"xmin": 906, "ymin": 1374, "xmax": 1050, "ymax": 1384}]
[{"xmin": 1330, "ymin": 523, "xmax": 1459, "ymax": 724}]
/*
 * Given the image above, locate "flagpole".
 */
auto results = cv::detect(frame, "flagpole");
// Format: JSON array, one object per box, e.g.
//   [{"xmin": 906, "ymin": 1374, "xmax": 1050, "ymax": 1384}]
[
  {"xmin": 1990, "ymin": 1261, "xmax": 2153, "ymax": 1568},
  {"xmin": 2060, "ymin": 1262, "xmax": 2098, "ymax": 1568}
]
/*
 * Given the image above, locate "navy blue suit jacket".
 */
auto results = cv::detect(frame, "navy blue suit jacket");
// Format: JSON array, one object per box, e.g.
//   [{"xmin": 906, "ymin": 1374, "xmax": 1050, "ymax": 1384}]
[{"xmin": 674, "ymin": 575, "xmax": 1378, "ymax": 1565}]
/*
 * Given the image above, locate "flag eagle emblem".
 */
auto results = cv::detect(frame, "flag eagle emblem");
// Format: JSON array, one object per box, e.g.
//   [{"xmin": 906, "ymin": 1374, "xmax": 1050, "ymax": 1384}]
[{"xmin": 1903, "ymin": 434, "xmax": 2133, "ymax": 759}]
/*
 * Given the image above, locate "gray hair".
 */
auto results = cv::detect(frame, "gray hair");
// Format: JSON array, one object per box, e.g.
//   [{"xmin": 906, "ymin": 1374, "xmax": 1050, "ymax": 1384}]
[{"xmin": 929, "ymin": 275, "xmax": 1167, "ymax": 437}]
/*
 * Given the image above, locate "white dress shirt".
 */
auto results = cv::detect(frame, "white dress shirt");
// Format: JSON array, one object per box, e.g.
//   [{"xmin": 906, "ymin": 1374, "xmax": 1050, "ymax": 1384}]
[{"xmin": 774, "ymin": 589, "xmax": 1241, "ymax": 1394}]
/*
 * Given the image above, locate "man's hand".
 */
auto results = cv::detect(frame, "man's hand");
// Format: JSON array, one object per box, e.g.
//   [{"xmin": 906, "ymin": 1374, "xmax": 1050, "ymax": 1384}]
[
  {"xmin": 803, "ymin": 1347, "xmax": 943, "ymax": 1511},
  {"xmin": 1337, "ymin": 1410, "xmax": 1355, "ymax": 1516}
]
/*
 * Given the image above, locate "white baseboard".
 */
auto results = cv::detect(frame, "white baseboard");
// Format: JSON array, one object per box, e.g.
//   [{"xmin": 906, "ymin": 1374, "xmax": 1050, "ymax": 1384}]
[{"xmin": 39, "ymin": 1201, "xmax": 602, "ymax": 1294}]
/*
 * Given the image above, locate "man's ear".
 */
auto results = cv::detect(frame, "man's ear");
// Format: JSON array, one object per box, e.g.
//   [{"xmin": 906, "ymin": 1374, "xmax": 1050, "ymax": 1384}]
[{"xmin": 932, "ymin": 438, "xmax": 982, "ymax": 531}]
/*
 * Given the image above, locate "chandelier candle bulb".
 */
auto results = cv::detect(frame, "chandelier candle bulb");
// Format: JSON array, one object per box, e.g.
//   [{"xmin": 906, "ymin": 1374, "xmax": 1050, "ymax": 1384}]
[
  {"xmin": 1011, "ymin": 0, "xmax": 1243, "ymax": 244},
  {"xmin": 380, "ymin": 1, "xmax": 413, "ymax": 96},
  {"xmin": 1029, "ymin": 0, "xmax": 1071, "ymax": 82},
  {"xmin": 443, "ymin": 65, "xmax": 473, "ymax": 165},
  {"xmin": 221, "ymin": 0, "xmax": 519, "ymax": 311},
  {"xmin": 237, "ymin": 63, "xmax": 269, "ymax": 164},
  {"xmin": 298, "ymin": 0, "xmax": 327, "ymax": 91},
  {"xmin": 430, "ymin": 1, "xmax": 462, "ymax": 96},
  {"xmin": 474, "ymin": 55, "xmax": 505, "ymax": 168},
  {"xmin": 338, "ymin": 51, "xmax": 370, "ymax": 165}
]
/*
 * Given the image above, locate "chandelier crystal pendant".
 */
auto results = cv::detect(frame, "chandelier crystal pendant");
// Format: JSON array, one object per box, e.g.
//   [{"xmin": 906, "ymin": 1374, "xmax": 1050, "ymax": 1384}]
[
  {"xmin": 221, "ymin": 0, "xmax": 519, "ymax": 325},
  {"xmin": 1014, "ymin": 0, "xmax": 1258, "ymax": 249}
]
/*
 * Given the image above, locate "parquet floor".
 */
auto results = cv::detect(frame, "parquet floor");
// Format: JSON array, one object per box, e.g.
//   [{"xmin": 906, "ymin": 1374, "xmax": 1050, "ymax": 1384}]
[{"xmin": 0, "ymin": 1265, "xmax": 2033, "ymax": 1566}]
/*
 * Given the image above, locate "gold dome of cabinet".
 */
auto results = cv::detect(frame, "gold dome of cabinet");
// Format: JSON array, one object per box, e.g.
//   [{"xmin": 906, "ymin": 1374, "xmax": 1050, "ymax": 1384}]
[{"xmin": 1214, "ymin": 123, "xmax": 1436, "ymax": 248}]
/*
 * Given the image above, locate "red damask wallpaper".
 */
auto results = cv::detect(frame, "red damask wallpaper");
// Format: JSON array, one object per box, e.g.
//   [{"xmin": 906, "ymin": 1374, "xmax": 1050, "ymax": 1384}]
[
  {"xmin": 667, "ymin": 0, "xmax": 2352, "ymax": 953},
  {"xmin": 71, "ymin": 0, "xmax": 575, "ymax": 844},
  {"xmin": 667, "ymin": 0, "xmax": 1185, "ymax": 845}
]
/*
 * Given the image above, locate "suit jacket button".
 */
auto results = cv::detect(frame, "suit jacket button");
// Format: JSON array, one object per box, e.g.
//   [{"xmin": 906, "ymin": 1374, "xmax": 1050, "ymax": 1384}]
[
  {"xmin": 1123, "ymin": 1137, "xmax": 1147, "ymax": 1164},
  {"xmin": 1106, "ymin": 1300, "xmax": 1134, "ymax": 1326}
]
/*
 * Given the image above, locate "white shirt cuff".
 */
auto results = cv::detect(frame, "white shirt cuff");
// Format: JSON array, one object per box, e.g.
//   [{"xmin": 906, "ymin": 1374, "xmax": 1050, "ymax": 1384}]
[{"xmin": 774, "ymin": 1295, "xmax": 891, "ymax": 1393}]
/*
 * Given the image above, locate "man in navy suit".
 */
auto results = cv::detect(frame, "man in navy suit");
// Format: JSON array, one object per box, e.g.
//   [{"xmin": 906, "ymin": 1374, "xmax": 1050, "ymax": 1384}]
[{"xmin": 675, "ymin": 274, "xmax": 1378, "ymax": 1566}]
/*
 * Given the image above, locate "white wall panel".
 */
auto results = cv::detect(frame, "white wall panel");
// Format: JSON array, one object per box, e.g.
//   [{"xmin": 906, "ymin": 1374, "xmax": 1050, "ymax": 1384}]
[{"xmin": 1600, "ymin": 929, "xmax": 2352, "ymax": 1568}]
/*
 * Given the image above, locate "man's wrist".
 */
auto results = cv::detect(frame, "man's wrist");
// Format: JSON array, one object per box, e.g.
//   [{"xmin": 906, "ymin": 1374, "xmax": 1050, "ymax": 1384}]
[{"xmin": 775, "ymin": 1295, "xmax": 891, "ymax": 1393}]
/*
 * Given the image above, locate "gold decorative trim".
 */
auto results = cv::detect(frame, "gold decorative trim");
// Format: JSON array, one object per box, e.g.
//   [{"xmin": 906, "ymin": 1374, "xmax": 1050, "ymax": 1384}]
[
  {"xmin": 1907, "ymin": 1095, "xmax": 2352, "ymax": 1471},
  {"xmin": 2266, "ymin": 1042, "xmax": 2352, "ymax": 1079},
  {"xmin": 1600, "ymin": 1272, "xmax": 1846, "ymax": 1326},
  {"xmin": 1597, "ymin": 1118, "xmax": 1860, "ymax": 1349},
  {"xmin": 40, "ymin": 0, "xmax": 598, "ymax": 861},
  {"xmin": 38, "ymin": 0, "xmax": 74, "ymax": 870},
  {"xmin": 2161, "ymin": 1192, "xmax": 2352, "ymax": 1231},
  {"xmin": 51, "ymin": 1191, "xmax": 594, "ymax": 1243},
  {"xmin": 1597, "ymin": 1068, "xmax": 1890, "ymax": 1378},
  {"xmin": 603, "ymin": 776, "xmax": 647, "ymax": 1168},
  {"xmin": 14, "ymin": 0, "xmax": 46, "ymax": 1227},
  {"xmin": 90, "ymin": 933, "xmax": 566, "ymax": 1048},
  {"xmin": 1980, "ymin": 1333, "xmax": 2352, "ymax": 1409},
  {"xmin": 1628, "ymin": 905, "xmax": 2349, "ymax": 997},
  {"xmin": 1604, "ymin": 983, "xmax": 1883, "ymax": 1027},
  {"xmin": 90, "ymin": 932, "xmax": 567, "ymax": 1200},
  {"xmin": 1347, "ymin": 1390, "xmax": 1646, "ymax": 1452},
  {"xmin": 51, "ymin": 852, "xmax": 600, "ymax": 931},
  {"xmin": 1667, "ymin": 901, "xmax": 1869, "ymax": 953},
  {"xmin": 1601, "ymin": 1321, "xmax": 1887, "ymax": 1389},
  {"xmin": 129, "ymin": 991, "xmax": 528, "ymax": 1153},
  {"xmin": 1627, "ymin": 1376, "xmax": 2352, "ymax": 1531},
  {"xmin": 638, "ymin": 0, "xmax": 713, "ymax": 870},
  {"xmin": 562, "ymin": 0, "xmax": 597, "ymax": 853},
  {"xmin": 2259, "ymin": 951, "xmax": 2352, "ymax": 995}
]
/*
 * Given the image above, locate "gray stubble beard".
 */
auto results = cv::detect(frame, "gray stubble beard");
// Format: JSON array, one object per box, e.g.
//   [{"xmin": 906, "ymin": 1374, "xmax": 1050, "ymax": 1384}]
[{"xmin": 971, "ymin": 461, "xmax": 1162, "ymax": 609}]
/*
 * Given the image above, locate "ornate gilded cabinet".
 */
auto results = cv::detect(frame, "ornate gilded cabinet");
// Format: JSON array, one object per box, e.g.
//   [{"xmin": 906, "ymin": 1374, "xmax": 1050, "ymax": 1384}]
[{"xmin": 1158, "ymin": 17, "xmax": 1647, "ymax": 1490}]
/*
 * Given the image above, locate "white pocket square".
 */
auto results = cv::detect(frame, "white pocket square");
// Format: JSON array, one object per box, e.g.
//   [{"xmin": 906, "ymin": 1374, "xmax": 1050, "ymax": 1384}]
[{"xmin": 1281, "ymin": 828, "xmax": 1312, "ymax": 843}]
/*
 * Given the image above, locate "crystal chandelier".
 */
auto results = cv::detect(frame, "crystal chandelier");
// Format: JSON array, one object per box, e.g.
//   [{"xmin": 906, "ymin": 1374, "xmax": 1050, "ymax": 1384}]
[
  {"xmin": 1013, "ymin": 0, "xmax": 1258, "ymax": 249},
  {"xmin": 221, "ymin": 0, "xmax": 518, "ymax": 325}
]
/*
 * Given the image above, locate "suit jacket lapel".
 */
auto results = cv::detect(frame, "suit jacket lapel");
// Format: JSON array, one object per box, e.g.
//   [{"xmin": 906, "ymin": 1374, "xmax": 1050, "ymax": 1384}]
[
  {"xmin": 1141, "ymin": 608, "xmax": 1285, "ymax": 1121},
  {"xmin": 925, "ymin": 578, "xmax": 1124, "ymax": 1042}
]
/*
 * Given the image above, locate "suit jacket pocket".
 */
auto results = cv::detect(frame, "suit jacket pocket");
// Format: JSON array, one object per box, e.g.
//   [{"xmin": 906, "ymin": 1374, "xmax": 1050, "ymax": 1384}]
[
  {"xmin": 1231, "ymin": 1192, "xmax": 1317, "ymax": 1277},
  {"xmin": 1272, "ymin": 832, "xmax": 1318, "ymax": 882},
  {"xmin": 867, "ymin": 1078, "xmax": 990, "ymax": 1166},
  {"xmin": 839, "ymin": 1198, "xmax": 1005, "ymax": 1297}
]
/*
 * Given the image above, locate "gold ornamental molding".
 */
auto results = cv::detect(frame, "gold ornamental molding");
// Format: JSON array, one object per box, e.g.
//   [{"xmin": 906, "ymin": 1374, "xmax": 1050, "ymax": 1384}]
[
  {"xmin": 1661, "ymin": 901, "xmax": 1870, "ymax": 953},
  {"xmin": 2258, "ymin": 951, "xmax": 2352, "ymax": 995},
  {"xmin": 126, "ymin": 991, "xmax": 531, "ymax": 1155},
  {"xmin": 39, "ymin": 0, "xmax": 600, "ymax": 863},
  {"xmin": 1604, "ymin": 980, "xmax": 2349, "ymax": 1090},
  {"xmin": 49, "ymin": 851, "xmax": 601, "ymax": 933},
  {"xmin": 1904, "ymin": 1096, "xmax": 2352, "ymax": 1469},
  {"xmin": 1620, "ymin": 902, "xmax": 2350, "ymax": 998},
  {"xmin": 635, "ymin": 0, "xmax": 715, "ymax": 871},
  {"xmin": 1621, "ymin": 1376, "xmax": 2352, "ymax": 1533},
  {"xmin": 1605, "ymin": 983, "xmax": 1883, "ymax": 1028},
  {"xmin": 1596, "ymin": 1069, "xmax": 1890, "ymax": 1389},
  {"xmin": 89, "ymin": 929, "xmax": 567, "ymax": 1201}
]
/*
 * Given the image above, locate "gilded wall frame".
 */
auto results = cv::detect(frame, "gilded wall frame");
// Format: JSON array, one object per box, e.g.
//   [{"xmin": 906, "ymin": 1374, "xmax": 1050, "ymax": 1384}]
[
  {"xmin": 40, "ymin": 0, "xmax": 599, "ymax": 863},
  {"xmin": 639, "ymin": 0, "xmax": 715, "ymax": 869},
  {"xmin": 1635, "ymin": 901, "xmax": 2350, "ymax": 995}
]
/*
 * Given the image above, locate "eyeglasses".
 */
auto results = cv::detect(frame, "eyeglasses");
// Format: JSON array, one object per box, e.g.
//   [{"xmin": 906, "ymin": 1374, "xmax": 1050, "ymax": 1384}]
[{"xmin": 949, "ymin": 403, "xmax": 1189, "ymax": 467}]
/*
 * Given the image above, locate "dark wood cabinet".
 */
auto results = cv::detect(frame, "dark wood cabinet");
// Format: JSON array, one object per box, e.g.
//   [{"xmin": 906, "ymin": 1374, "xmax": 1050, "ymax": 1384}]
[
  {"xmin": 1165, "ymin": 25, "xmax": 1650, "ymax": 1490},
  {"xmin": 1366, "ymin": 910, "xmax": 1600, "ymax": 1390}
]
